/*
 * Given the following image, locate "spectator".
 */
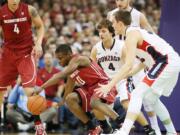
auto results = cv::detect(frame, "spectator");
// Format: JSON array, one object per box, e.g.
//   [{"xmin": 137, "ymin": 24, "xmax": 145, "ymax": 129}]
[{"xmin": 6, "ymin": 77, "xmax": 57, "ymax": 132}]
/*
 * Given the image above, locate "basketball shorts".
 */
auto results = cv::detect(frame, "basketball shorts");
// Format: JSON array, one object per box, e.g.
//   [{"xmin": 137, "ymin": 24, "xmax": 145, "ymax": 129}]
[
  {"xmin": 74, "ymin": 82, "xmax": 117, "ymax": 112},
  {"xmin": 142, "ymin": 54, "xmax": 180, "ymax": 97},
  {"xmin": 0, "ymin": 47, "xmax": 36, "ymax": 90}
]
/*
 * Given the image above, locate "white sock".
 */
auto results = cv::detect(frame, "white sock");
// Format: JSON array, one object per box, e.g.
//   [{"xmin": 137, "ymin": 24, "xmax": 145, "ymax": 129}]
[
  {"xmin": 153, "ymin": 100, "xmax": 176, "ymax": 134},
  {"xmin": 149, "ymin": 115, "xmax": 161, "ymax": 135}
]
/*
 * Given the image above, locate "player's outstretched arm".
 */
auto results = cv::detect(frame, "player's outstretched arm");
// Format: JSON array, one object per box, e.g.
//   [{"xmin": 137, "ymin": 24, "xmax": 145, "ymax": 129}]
[
  {"xmin": 127, "ymin": 62, "xmax": 145, "ymax": 77},
  {"xmin": 40, "ymin": 57, "xmax": 81, "ymax": 90},
  {"xmin": 63, "ymin": 77, "xmax": 75, "ymax": 101}
]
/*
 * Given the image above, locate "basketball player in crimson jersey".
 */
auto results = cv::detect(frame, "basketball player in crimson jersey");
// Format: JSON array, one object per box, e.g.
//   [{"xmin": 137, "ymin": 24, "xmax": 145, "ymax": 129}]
[
  {"xmin": 0, "ymin": 0, "xmax": 45, "ymax": 135},
  {"xmin": 37, "ymin": 44, "xmax": 131, "ymax": 135}
]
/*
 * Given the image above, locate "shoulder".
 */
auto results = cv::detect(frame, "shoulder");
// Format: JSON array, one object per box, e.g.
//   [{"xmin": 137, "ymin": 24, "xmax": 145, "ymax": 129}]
[
  {"xmin": 114, "ymin": 38, "xmax": 124, "ymax": 44},
  {"xmin": 126, "ymin": 27, "xmax": 142, "ymax": 40},
  {"xmin": 108, "ymin": 8, "xmax": 119, "ymax": 14},
  {"xmin": 94, "ymin": 41, "xmax": 102, "ymax": 48},
  {"xmin": 28, "ymin": 5, "xmax": 38, "ymax": 17},
  {"xmin": 107, "ymin": 8, "xmax": 119, "ymax": 18},
  {"xmin": 0, "ymin": 4, "xmax": 6, "ymax": 15},
  {"xmin": 127, "ymin": 26, "xmax": 141, "ymax": 32},
  {"xmin": 131, "ymin": 8, "xmax": 142, "ymax": 15}
]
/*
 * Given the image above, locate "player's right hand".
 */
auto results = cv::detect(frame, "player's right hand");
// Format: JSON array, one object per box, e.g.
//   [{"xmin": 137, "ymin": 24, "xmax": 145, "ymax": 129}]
[
  {"xmin": 34, "ymin": 86, "xmax": 43, "ymax": 95},
  {"xmin": 31, "ymin": 44, "xmax": 43, "ymax": 59}
]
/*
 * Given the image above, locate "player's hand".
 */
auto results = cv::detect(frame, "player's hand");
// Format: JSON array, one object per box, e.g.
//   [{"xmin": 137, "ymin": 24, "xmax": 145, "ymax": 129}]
[
  {"xmin": 58, "ymin": 100, "xmax": 65, "ymax": 107},
  {"xmin": 31, "ymin": 43, "xmax": 43, "ymax": 59},
  {"xmin": 34, "ymin": 86, "xmax": 43, "ymax": 95},
  {"xmin": 52, "ymin": 102, "xmax": 58, "ymax": 108},
  {"xmin": 94, "ymin": 83, "xmax": 110, "ymax": 97}
]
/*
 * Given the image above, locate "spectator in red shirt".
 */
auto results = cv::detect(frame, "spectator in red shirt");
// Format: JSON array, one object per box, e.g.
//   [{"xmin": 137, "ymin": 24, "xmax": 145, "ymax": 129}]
[{"xmin": 38, "ymin": 52, "xmax": 64, "ymax": 100}]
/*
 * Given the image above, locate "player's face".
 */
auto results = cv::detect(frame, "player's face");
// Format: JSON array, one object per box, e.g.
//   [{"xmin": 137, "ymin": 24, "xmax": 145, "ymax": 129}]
[
  {"xmin": 44, "ymin": 53, "xmax": 53, "ymax": 67},
  {"xmin": 115, "ymin": 0, "xmax": 129, "ymax": 10},
  {"xmin": 56, "ymin": 52, "xmax": 70, "ymax": 67},
  {"xmin": 98, "ymin": 28, "xmax": 112, "ymax": 41},
  {"xmin": 112, "ymin": 17, "xmax": 122, "ymax": 34},
  {"xmin": 7, "ymin": 0, "xmax": 20, "ymax": 11},
  {"xmin": 7, "ymin": 0, "xmax": 20, "ymax": 7}
]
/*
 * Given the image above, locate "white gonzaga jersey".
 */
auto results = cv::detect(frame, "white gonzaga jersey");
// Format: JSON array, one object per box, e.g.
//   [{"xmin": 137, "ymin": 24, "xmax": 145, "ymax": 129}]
[
  {"xmin": 94, "ymin": 39, "xmax": 124, "ymax": 79},
  {"xmin": 107, "ymin": 8, "xmax": 141, "ymax": 27},
  {"xmin": 127, "ymin": 26, "xmax": 180, "ymax": 68}
]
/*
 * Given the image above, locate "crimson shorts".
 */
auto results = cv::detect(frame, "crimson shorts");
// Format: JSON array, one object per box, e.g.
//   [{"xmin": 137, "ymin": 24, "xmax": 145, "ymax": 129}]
[
  {"xmin": 0, "ymin": 47, "xmax": 36, "ymax": 90},
  {"xmin": 75, "ymin": 82, "xmax": 117, "ymax": 112}
]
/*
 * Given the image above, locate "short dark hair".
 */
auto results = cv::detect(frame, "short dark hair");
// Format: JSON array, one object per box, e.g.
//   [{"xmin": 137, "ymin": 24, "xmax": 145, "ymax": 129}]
[
  {"xmin": 114, "ymin": 10, "xmax": 131, "ymax": 26},
  {"xmin": 97, "ymin": 19, "xmax": 115, "ymax": 36},
  {"xmin": 55, "ymin": 44, "xmax": 72, "ymax": 54}
]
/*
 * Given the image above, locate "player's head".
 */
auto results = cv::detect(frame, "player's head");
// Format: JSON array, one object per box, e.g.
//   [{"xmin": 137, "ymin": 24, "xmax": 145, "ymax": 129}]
[
  {"xmin": 44, "ymin": 52, "xmax": 54, "ymax": 67},
  {"xmin": 55, "ymin": 44, "xmax": 73, "ymax": 67},
  {"xmin": 112, "ymin": 10, "xmax": 131, "ymax": 33},
  {"xmin": 115, "ymin": 0, "xmax": 130, "ymax": 10},
  {"xmin": 7, "ymin": 0, "xmax": 20, "ymax": 10},
  {"xmin": 7, "ymin": 0, "xmax": 20, "ymax": 5},
  {"xmin": 97, "ymin": 19, "xmax": 115, "ymax": 41}
]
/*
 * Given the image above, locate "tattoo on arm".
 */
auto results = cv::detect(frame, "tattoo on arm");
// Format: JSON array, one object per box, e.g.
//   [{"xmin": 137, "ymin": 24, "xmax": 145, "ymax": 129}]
[{"xmin": 31, "ymin": 7, "xmax": 38, "ymax": 18}]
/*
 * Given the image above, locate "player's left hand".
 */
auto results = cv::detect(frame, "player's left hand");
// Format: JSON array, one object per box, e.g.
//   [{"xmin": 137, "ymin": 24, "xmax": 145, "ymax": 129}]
[
  {"xmin": 31, "ymin": 44, "xmax": 43, "ymax": 59},
  {"xmin": 57, "ymin": 100, "xmax": 65, "ymax": 107},
  {"xmin": 94, "ymin": 83, "xmax": 110, "ymax": 97}
]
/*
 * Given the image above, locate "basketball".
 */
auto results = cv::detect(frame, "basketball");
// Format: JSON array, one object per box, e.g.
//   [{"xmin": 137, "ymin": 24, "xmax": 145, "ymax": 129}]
[{"xmin": 27, "ymin": 95, "xmax": 47, "ymax": 115}]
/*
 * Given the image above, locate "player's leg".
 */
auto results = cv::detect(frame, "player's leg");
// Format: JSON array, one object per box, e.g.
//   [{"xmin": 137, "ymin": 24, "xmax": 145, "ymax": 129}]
[
  {"xmin": 106, "ymin": 82, "xmax": 149, "ymax": 135},
  {"xmin": 143, "ymin": 99, "xmax": 161, "ymax": 135},
  {"xmin": 65, "ymin": 92, "xmax": 90, "ymax": 123},
  {"xmin": 18, "ymin": 55, "xmax": 46, "ymax": 135},
  {"xmin": 134, "ymin": 70, "xmax": 161, "ymax": 134},
  {"xmin": 65, "ymin": 90, "xmax": 102, "ymax": 135},
  {"xmin": 121, "ymin": 99, "xmax": 155, "ymax": 135},
  {"xmin": 93, "ymin": 109, "xmax": 113, "ymax": 133},
  {"xmin": 118, "ymin": 79, "xmax": 155, "ymax": 134},
  {"xmin": 144, "ymin": 92, "xmax": 176, "ymax": 135},
  {"xmin": 0, "ymin": 48, "xmax": 18, "ymax": 110},
  {"xmin": 91, "ymin": 86, "xmax": 127, "ymax": 130}
]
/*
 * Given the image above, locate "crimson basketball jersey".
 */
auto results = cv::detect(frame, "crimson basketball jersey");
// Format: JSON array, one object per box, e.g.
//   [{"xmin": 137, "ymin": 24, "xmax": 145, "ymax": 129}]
[
  {"xmin": 70, "ymin": 60, "xmax": 109, "ymax": 88},
  {"xmin": 0, "ymin": 3, "xmax": 34, "ymax": 52}
]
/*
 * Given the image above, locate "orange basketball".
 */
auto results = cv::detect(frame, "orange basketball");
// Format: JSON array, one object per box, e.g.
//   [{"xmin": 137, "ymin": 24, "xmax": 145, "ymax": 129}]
[{"xmin": 27, "ymin": 95, "xmax": 47, "ymax": 115}]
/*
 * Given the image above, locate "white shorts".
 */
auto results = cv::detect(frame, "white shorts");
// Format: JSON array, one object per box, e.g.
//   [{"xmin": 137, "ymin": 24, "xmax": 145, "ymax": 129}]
[
  {"xmin": 116, "ymin": 78, "xmax": 134, "ymax": 102},
  {"xmin": 142, "ymin": 56, "xmax": 180, "ymax": 97},
  {"xmin": 132, "ymin": 70, "xmax": 145, "ymax": 86}
]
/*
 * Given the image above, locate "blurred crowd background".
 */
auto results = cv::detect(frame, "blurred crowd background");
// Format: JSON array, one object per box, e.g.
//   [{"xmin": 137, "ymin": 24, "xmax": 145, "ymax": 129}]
[
  {"xmin": 27, "ymin": 0, "xmax": 160, "ymax": 64},
  {"xmin": 0, "ymin": 0, "xmax": 161, "ymax": 134}
]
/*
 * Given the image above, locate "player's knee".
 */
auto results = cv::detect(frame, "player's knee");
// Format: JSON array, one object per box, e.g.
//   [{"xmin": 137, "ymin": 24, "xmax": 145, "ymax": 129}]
[
  {"xmin": 65, "ymin": 93, "xmax": 79, "ymax": 104},
  {"xmin": 143, "ymin": 99, "xmax": 154, "ymax": 113},
  {"xmin": 143, "ymin": 92, "xmax": 159, "ymax": 106},
  {"xmin": 121, "ymin": 100, "xmax": 129, "ymax": 110}
]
